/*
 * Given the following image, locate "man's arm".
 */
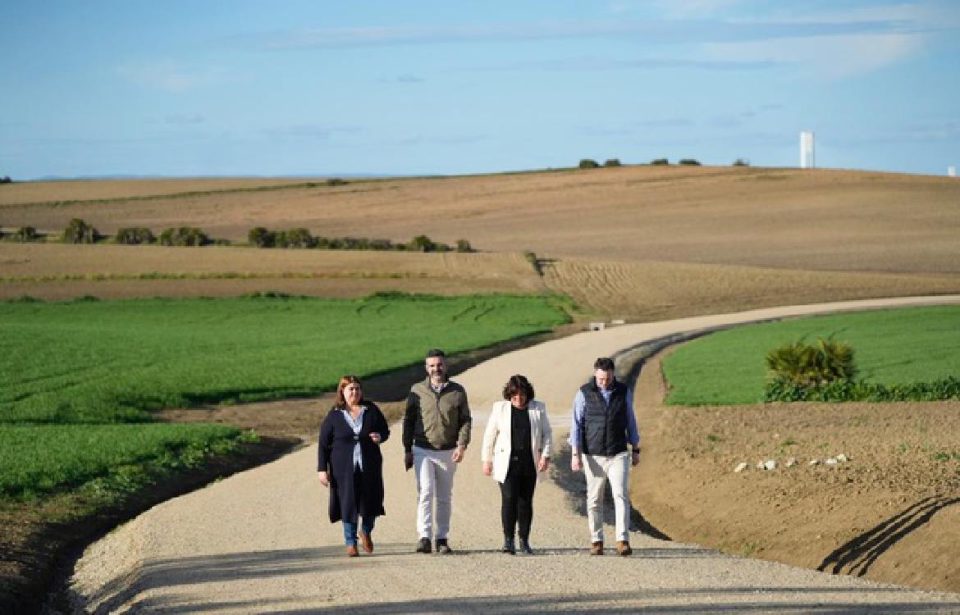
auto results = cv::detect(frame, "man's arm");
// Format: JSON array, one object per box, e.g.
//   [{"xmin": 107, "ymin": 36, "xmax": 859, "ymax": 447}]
[
  {"xmin": 451, "ymin": 387, "xmax": 471, "ymax": 463},
  {"xmin": 456, "ymin": 388, "xmax": 472, "ymax": 449},
  {"xmin": 626, "ymin": 388, "xmax": 641, "ymax": 466},
  {"xmin": 569, "ymin": 389, "xmax": 585, "ymax": 471},
  {"xmin": 402, "ymin": 391, "xmax": 419, "ymax": 470}
]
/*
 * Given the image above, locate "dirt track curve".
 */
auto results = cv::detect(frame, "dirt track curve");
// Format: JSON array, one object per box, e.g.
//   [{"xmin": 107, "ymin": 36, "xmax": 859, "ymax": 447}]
[{"xmin": 67, "ymin": 296, "xmax": 960, "ymax": 614}]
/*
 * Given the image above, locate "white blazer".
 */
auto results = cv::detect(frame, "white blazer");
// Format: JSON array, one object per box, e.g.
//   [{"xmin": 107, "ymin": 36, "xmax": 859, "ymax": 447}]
[{"xmin": 481, "ymin": 399, "xmax": 553, "ymax": 483}]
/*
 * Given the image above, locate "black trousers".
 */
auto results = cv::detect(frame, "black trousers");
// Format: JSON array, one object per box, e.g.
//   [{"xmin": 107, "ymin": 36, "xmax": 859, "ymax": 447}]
[{"xmin": 500, "ymin": 456, "xmax": 537, "ymax": 540}]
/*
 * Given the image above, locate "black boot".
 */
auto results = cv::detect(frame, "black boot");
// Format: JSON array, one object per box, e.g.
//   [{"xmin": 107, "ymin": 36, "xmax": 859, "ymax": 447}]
[
  {"xmin": 518, "ymin": 538, "xmax": 533, "ymax": 555},
  {"xmin": 501, "ymin": 537, "xmax": 516, "ymax": 555}
]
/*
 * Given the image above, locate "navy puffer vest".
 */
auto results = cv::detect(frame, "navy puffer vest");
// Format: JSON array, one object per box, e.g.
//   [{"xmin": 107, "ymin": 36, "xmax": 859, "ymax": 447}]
[{"xmin": 579, "ymin": 380, "xmax": 629, "ymax": 456}]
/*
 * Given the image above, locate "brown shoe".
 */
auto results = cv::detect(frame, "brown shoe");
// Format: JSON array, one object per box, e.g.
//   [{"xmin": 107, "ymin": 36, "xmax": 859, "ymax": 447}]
[
  {"xmin": 616, "ymin": 541, "xmax": 633, "ymax": 556},
  {"xmin": 359, "ymin": 532, "xmax": 374, "ymax": 554},
  {"xmin": 590, "ymin": 541, "xmax": 604, "ymax": 556},
  {"xmin": 346, "ymin": 544, "xmax": 359, "ymax": 557}
]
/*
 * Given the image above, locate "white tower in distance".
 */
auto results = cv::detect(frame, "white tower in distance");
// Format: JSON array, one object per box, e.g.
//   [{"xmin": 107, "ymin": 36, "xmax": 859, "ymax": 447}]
[{"xmin": 800, "ymin": 131, "xmax": 815, "ymax": 168}]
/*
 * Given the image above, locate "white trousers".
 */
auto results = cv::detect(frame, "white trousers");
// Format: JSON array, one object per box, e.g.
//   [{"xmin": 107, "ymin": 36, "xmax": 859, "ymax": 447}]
[
  {"xmin": 413, "ymin": 446, "xmax": 457, "ymax": 540},
  {"xmin": 582, "ymin": 451, "xmax": 631, "ymax": 542}
]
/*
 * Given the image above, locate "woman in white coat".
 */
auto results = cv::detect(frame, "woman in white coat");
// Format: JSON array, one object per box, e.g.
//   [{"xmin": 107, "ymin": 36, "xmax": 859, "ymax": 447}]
[{"xmin": 481, "ymin": 374, "xmax": 552, "ymax": 554}]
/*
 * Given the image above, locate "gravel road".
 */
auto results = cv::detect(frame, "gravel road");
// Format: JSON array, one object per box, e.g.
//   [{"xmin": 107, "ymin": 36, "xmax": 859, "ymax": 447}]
[{"xmin": 67, "ymin": 296, "xmax": 960, "ymax": 614}]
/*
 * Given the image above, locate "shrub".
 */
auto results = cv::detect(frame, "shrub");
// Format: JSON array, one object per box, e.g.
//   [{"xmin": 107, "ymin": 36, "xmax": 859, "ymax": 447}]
[
  {"xmin": 115, "ymin": 227, "xmax": 155, "ymax": 245},
  {"xmin": 578, "ymin": 159, "xmax": 600, "ymax": 169},
  {"xmin": 765, "ymin": 376, "xmax": 960, "ymax": 403},
  {"xmin": 159, "ymin": 227, "xmax": 209, "ymax": 247},
  {"xmin": 63, "ymin": 218, "xmax": 100, "ymax": 244},
  {"xmin": 603, "ymin": 159, "xmax": 622, "ymax": 167},
  {"xmin": 12, "ymin": 226, "xmax": 40, "ymax": 242},
  {"xmin": 408, "ymin": 235, "xmax": 437, "ymax": 252},
  {"xmin": 369, "ymin": 238, "xmax": 394, "ymax": 251},
  {"xmin": 733, "ymin": 158, "xmax": 750, "ymax": 167},
  {"xmin": 524, "ymin": 251, "xmax": 543, "ymax": 276},
  {"xmin": 0, "ymin": 176, "xmax": 12, "ymax": 184},
  {"xmin": 650, "ymin": 158, "xmax": 669, "ymax": 165},
  {"xmin": 326, "ymin": 178, "xmax": 348, "ymax": 186},
  {"xmin": 678, "ymin": 158, "xmax": 701, "ymax": 166},
  {"xmin": 276, "ymin": 228, "xmax": 315, "ymax": 248},
  {"xmin": 765, "ymin": 337, "xmax": 857, "ymax": 390},
  {"xmin": 248, "ymin": 227, "xmax": 275, "ymax": 248},
  {"xmin": 455, "ymin": 239, "xmax": 474, "ymax": 253}
]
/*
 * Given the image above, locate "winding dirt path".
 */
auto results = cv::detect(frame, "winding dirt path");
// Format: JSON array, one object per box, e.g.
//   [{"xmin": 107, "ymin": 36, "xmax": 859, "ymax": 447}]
[{"xmin": 68, "ymin": 296, "xmax": 960, "ymax": 613}]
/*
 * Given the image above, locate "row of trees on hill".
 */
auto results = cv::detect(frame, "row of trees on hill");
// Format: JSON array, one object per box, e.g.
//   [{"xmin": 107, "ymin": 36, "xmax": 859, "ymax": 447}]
[
  {"xmin": 1, "ymin": 218, "xmax": 474, "ymax": 253},
  {"xmin": 579, "ymin": 158, "xmax": 752, "ymax": 168}
]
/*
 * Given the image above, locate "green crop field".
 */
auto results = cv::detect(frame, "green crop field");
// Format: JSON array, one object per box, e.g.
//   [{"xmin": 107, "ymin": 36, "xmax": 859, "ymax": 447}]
[
  {"xmin": 662, "ymin": 305, "xmax": 960, "ymax": 405},
  {"xmin": 0, "ymin": 292, "xmax": 569, "ymax": 499}
]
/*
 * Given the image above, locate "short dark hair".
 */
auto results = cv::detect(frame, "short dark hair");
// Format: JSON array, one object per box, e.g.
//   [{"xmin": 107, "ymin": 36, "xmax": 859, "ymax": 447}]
[
  {"xmin": 426, "ymin": 348, "xmax": 446, "ymax": 359},
  {"xmin": 594, "ymin": 357, "xmax": 615, "ymax": 372},
  {"xmin": 502, "ymin": 374, "xmax": 535, "ymax": 402}
]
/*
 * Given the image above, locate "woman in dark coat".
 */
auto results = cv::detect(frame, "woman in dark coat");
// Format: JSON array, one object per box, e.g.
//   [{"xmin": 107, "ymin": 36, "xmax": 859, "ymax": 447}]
[{"xmin": 318, "ymin": 375, "xmax": 390, "ymax": 557}]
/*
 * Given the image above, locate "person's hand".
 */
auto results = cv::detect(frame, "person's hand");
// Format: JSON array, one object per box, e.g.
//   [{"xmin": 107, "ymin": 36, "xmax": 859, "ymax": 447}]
[
  {"xmin": 537, "ymin": 457, "xmax": 550, "ymax": 472},
  {"xmin": 318, "ymin": 471, "xmax": 329, "ymax": 487},
  {"xmin": 570, "ymin": 454, "xmax": 582, "ymax": 473},
  {"xmin": 452, "ymin": 445, "xmax": 465, "ymax": 463},
  {"xmin": 631, "ymin": 449, "xmax": 641, "ymax": 467},
  {"xmin": 404, "ymin": 452, "xmax": 413, "ymax": 471},
  {"xmin": 482, "ymin": 461, "xmax": 492, "ymax": 476},
  {"xmin": 369, "ymin": 432, "xmax": 381, "ymax": 444}
]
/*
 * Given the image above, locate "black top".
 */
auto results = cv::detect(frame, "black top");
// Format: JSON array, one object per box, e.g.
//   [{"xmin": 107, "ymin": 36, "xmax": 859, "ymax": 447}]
[{"xmin": 511, "ymin": 404, "xmax": 531, "ymax": 458}]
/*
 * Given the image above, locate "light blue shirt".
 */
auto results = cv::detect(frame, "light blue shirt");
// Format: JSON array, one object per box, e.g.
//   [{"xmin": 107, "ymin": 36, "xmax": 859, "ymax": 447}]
[
  {"xmin": 341, "ymin": 407, "xmax": 366, "ymax": 471},
  {"xmin": 568, "ymin": 385, "xmax": 640, "ymax": 453}
]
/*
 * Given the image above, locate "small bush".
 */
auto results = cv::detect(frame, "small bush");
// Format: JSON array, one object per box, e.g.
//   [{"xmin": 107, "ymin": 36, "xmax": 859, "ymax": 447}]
[
  {"xmin": 578, "ymin": 159, "xmax": 600, "ymax": 169},
  {"xmin": 115, "ymin": 227, "xmax": 156, "ymax": 245},
  {"xmin": 276, "ymin": 228, "xmax": 315, "ymax": 248},
  {"xmin": 408, "ymin": 235, "xmax": 437, "ymax": 252},
  {"xmin": 603, "ymin": 159, "xmax": 622, "ymax": 167},
  {"xmin": 766, "ymin": 337, "xmax": 857, "ymax": 390},
  {"xmin": 326, "ymin": 178, "xmax": 348, "ymax": 186},
  {"xmin": 248, "ymin": 227, "xmax": 275, "ymax": 248},
  {"xmin": 650, "ymin": 158, "xmax": 669, "ymax": 165},
  {"xmin": 678, "ymin": 158, "xmax": 701, "ymax": 166},
  {"xmin": 159, "ymin": 227, "xmax": 209, "ymax": 247},
  {"xmin": 12, "ymin": 226, "xmax": 40, "ymax": 242},
  {"xmin": 733, "ymin": 158, "xmax": 750, "ymax": 167},
  {"xmin": 524, "ymin": 251, "xmax": 543, "ymax": 276},
  {"xmin": 0, "ymin": 176, "xmax": 12, "ymax": 184},
  {"xmin": 63, "ymin": 218, "xmax": 100, "ymax": 244},
  {"xmin": 455, "ymin": 239, "xmax": 474, "ymax": 253}
]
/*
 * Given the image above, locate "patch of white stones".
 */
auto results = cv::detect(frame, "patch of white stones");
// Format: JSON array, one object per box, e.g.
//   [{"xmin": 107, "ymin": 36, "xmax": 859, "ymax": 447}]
[{"xmin": 734, "ymin": 453, "xmax": 850, "ymax": 473}]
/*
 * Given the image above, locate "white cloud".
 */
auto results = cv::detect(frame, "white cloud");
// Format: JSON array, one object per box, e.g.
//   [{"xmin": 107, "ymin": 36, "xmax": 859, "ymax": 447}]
[
  {"xmin": 703, "ymin": 30, "xmax": 923, "ymax": 79},
  {"xmin": 117, "ymin": 61, "xmax": 230, "ymax": 92}
]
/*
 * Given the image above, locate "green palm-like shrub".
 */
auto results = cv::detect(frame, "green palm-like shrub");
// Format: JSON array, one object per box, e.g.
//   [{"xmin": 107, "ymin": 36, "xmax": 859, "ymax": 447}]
[{"xmin": 766, "ymin": 337, "xmax": 857, "ymax": 389}]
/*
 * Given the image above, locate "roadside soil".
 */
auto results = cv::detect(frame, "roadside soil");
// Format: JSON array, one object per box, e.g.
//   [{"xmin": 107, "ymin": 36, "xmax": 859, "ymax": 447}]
[{"xmin": 633, "ymin": 348, "xmax": 960, "ymax": 594}]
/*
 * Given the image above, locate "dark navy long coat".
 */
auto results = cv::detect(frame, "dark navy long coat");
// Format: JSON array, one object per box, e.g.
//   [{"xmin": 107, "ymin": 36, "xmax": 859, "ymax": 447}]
[{"xmin": 317, "ymin": 403, "xmax": 390, "ymax": 523}]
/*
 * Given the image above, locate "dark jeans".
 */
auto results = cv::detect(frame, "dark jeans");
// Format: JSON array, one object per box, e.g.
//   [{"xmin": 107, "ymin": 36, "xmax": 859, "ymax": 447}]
[{"xmin": 500, "ymin": 456, "xmax": 536, "ymax": 540}]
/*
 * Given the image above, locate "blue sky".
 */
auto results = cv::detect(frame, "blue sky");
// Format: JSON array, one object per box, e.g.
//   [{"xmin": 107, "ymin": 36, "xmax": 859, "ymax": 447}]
[{"xmin": 2, "ymin": 1, "xmax": 958, "ymax": 178}]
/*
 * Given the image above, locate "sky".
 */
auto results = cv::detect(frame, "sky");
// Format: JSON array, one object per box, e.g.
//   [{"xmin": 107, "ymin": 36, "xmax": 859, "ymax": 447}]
[{"xmin": 2, "ymin": 1, "xmax": 959, "ymax": 179}]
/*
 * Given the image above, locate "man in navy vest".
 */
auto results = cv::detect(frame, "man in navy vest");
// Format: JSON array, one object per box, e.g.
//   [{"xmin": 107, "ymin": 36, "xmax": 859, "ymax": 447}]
[{"xmin": 569, "ymin": 357, "xmax": 641, "ymax": 556}]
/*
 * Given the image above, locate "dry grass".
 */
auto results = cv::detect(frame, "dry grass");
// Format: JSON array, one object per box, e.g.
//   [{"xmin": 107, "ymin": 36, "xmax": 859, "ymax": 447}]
[
  {"xmin": 3, "ymin": 165, "xmax": 959, "ymax": 316},
  {"xmin": 4, "ymin": 166, "xmax": 959, "ymax": 275},
  {"xmin": 0, "ymin": 244, "xmax": 545, "ymax": 300}
]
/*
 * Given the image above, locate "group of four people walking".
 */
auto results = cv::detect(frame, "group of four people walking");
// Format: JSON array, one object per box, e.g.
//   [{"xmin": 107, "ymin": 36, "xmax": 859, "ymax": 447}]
[{"xmin": 317, "ymin": 349, "xmax": 640, "ymax": 557}]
